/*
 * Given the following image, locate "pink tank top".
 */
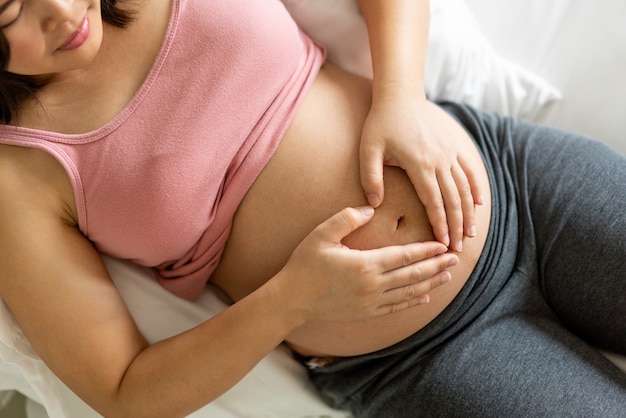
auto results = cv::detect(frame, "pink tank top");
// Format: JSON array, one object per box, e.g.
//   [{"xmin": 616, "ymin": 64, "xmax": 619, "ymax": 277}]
[{"xmin": 0, "ymin": 0, "xmax": 325, "ymax": 300}]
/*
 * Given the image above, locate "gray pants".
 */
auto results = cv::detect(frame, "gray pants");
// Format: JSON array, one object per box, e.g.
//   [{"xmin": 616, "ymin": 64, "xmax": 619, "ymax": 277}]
[{"xmin": 307, "ymin": 103, "xmax": 626, "ymax": 417}]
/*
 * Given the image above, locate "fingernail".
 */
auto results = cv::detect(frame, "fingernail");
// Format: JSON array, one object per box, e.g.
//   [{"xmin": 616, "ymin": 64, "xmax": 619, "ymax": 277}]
[
  {"xmin": 435, "ymin": 244, "xmax": 448, "ymax": 254},
  {"xmin": 476, "ymin": 194, "xmax": 485, "ymax": 205},
  {"xmin": 456, "ymin": 240, "xmax": 463, "ymax": 252},
  {"xmin": 441, "ymin": 234, "xmax": 450, "ymax": 247},
  {"xmin": 367, "ymin": 194, "xmax": 380, "ymax": 207},
  {"xmin": 447, "ymin": 256, "xmax": 459, "ymax": 267},
  {"xmin": 359, "ymin": 206, "xmax": 375, "ymax": 217},
  {"xmin": 418, "ymin": 295, "xmax": 430, "ymax": 304},
  {"xmin": 469, "ymin": 225, "xmax": 477, "ymax": 237},
  {"xmin": 440, "ymin": 272, "xmax": 452, "ymax": 283}
]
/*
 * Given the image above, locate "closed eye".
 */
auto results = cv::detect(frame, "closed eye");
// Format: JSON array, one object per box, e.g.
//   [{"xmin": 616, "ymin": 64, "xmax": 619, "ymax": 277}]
[{"xmin": 0, "ymin": 0, "xmax": 23, "ymax": 30}]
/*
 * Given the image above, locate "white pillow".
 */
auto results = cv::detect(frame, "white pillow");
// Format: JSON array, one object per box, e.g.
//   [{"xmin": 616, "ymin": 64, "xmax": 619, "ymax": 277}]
[
  {"xmin": 280, "ymin": 0, "xmax": 561, "ymax": 119},
  {"xmin": 0, "ymin": 257, "xmax": 351, "ymax": 418}
]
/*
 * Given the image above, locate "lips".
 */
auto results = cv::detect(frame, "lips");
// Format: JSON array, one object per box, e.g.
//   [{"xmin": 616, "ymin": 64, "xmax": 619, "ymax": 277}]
[{"xmin": 58, "ymin": 16, "xmax": 90, "ymax": 51}]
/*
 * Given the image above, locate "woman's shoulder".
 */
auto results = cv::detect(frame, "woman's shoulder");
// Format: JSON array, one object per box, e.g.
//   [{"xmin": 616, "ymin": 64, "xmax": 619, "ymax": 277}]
[{"xmin": 0, "ymin": 145, "xmax": 77, "ymax": 225}]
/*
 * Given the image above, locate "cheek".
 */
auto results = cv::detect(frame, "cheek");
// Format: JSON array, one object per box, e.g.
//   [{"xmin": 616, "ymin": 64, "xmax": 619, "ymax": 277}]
[{"xmin": 6, "ymin": 36, "xmax": 45, "ymax": 74}]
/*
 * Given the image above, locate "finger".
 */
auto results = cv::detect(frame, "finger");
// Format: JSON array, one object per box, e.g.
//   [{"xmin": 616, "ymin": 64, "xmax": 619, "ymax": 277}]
[
  {"xmin": 451, "ymin": 163, "xmax": 476, "ymax": 238},
  {"xmin": 359, "ymin": 140, "xmax": 385, "ymax": 207},
  {"xmin": 376, "ymin": 270, "xmax": 454, "ymax": 315},
  {"xmin": 373, "ymin": 294, "xmax": 430, "ymax": 316},
  {"xmin": 373, "ymin": 268, "xmax": 454, "ymax": 316},
  {"xmin": 360, "ymin": 241, "xmax": 449, "ymax": 273},
  {"xmin": 408, "ymin": 169, "xmax": 450, "ymax": 247},
  {"xmin": 381, "ymin": 252, "xmax": 458, "ymax": 293},
  {"xmin": 436, "ymin": 168, "xmax": 464, "ymax": 251},
  {"xmin": 314, "ymin": 206, "xmax": 375, "ymax": 244},
  {"xmin": 458, "ymin": 154, "xmax": 484, "ymax": 206}
]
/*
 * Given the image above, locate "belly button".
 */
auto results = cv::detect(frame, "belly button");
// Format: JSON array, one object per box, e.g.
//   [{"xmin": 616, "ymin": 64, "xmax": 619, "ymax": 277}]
[{"xmin": 395, "ymin": 215, "xmax": 405, "ymax": 231}]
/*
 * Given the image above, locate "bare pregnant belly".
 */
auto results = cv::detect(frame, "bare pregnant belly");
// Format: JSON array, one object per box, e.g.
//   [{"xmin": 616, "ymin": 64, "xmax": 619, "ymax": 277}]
[{"xmin": 211, "ymin": 64, "xmax": 491, "ymax": 357}]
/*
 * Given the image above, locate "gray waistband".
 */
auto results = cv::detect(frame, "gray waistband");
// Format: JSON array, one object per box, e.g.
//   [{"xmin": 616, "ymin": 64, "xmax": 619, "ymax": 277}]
[{"xmin": 306, "ymin": 102, "xmax": 522, "ymax": 406}]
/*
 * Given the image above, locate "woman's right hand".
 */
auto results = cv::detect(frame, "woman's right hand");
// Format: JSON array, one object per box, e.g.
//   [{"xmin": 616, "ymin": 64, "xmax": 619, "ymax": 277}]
[{"xmin": 274, "ymin": 206, "xmax": 458, "ymax": 324}]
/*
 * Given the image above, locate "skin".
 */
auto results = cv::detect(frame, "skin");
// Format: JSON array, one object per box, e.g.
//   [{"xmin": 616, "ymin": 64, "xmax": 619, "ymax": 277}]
[
  {"xmin": 212, "ymin": 66, "xmax": 491, "ymax": 356},
  {"xmin": 357, "ymin": 0, "xmax": 483, "ymax": 252},
  {"xmin": 0, "ymin": 0, "xmax": 490, "ymax": 416},
  {"xmin": 1, "ymin": 0, "xmax": 104, "ymax": 75}
]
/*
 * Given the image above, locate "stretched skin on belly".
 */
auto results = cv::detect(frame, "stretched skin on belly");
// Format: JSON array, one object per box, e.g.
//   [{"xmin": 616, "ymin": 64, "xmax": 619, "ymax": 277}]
[{"xmin": 211, "ymin": 64, "xmax": 491, "ymax": 357}]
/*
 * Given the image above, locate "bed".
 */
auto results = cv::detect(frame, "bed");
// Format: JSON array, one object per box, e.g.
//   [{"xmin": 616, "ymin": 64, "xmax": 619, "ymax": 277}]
[{"xmin": 2, "ymin": 1, "xmax": 625, "ymax": 416}]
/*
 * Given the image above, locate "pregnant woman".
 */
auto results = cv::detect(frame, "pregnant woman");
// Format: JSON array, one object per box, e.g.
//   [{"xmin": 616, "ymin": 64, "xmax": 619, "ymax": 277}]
[{"xmin": 0, "ymin": 0, "xmax": 624, "ymax": 417}]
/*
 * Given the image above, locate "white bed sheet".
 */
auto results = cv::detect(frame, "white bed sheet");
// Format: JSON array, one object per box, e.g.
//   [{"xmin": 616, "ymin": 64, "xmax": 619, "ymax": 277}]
[
  {"xmin": 466, "ymin": 0, "xmax": 626, "ymax": 154},
  {"xmin": 2, "ymin": 1, "xmax": 625, "ymax": 417},
  {"xmin": 1, "ymin": 256, "xmax": 350, "ymax": 418}
]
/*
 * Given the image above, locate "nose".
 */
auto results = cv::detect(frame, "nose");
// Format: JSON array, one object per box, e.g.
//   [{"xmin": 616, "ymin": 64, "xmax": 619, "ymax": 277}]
[{"xmin": 39, "ymin": 0, "xmax": 74, "ymax": 32}]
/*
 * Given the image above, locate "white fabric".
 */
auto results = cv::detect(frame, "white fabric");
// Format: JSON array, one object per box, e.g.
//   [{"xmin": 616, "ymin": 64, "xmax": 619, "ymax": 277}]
[
  {"xmin": 2, "ymin": 258, "xmax": 624, "ymax": 418},
  {"xmin": 2, "ymin": 1, "xmax": 626, "ymax": 417},
  {"xmin": 465, "ymin": 0, "xmax": 626, "ymax": 153},
  {"xmin": 425, "ymin": 0, "xmax": 562, "ymax": 119},
  {"xmin": 280, "ymin": 0, "xmax": 562, "ymax": 119},
  {"xmin": 0, "ymin": 256, "xmax": 349, "ymax": 418}
]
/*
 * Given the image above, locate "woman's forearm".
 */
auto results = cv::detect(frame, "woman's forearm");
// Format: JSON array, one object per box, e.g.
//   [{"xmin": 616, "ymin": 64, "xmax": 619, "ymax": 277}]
[
  {"xmin": 0, "ymin": 206, "xmax": 304, "ymax": 418},
  {"xmin": 114, "ymin": 282, "xmax": 302, "ymax": 418},
  {"xmin": 357, "ymin": 0, "xmax": 430, "ymax": 100}
]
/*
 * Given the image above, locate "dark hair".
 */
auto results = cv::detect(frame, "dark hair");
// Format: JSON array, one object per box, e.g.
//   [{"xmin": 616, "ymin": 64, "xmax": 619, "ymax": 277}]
[{"xmin": 0, "ymin": 0, "xmax": 135, "ymax": 124}]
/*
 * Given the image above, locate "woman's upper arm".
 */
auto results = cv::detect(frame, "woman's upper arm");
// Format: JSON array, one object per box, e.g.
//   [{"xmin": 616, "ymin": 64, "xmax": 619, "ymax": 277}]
[
  {"xmin": 0, "ymin": 145, "xmax": 315, "ymax": 417},
  {"xmin": 0, "ymin": 147, "xmax": 148, "ymax": 411}
]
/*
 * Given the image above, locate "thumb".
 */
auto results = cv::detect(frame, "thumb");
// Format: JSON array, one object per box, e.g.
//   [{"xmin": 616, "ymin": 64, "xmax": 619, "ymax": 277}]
[
  {"xmin": 360, "ymin": 141, "xmax": 385, "ymax": 208},
  {"xmin": 315, "ymin": 206, "xmax": 375, "ymax": 245}
]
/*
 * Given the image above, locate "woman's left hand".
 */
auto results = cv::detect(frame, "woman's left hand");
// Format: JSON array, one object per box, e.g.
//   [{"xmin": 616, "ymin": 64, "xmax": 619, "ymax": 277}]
[{"xmin": 359, "ymin": 92, "xmax": 482, "ymax": 252}]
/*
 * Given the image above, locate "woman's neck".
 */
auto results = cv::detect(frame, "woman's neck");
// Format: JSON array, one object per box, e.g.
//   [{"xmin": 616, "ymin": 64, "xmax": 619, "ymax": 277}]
[
  {"xmin": 16, "ymin": 69, "xmax": 119, "ymax": 134},
  {"xmin": 14, "ymin": 0, "xmax": 172, "ymax": 134}
]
